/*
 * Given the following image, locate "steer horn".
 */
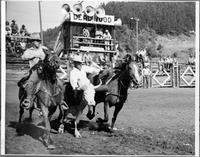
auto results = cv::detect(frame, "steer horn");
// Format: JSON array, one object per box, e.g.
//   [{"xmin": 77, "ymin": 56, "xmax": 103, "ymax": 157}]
[{"xmin": 94, "ymin": 79, "xmax": 102, "ymax": 89}]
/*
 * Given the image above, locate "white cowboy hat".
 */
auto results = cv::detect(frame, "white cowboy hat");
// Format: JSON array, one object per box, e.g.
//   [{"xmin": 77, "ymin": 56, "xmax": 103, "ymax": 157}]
[{"xmin": 72, "ymin": 55, "xmax": 83, "ymax": 63}]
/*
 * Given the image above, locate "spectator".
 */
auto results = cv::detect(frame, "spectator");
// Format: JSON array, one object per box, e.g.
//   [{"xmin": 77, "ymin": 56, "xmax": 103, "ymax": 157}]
[
  {"xmin": 95, "ymin": 28, "xmax": 103, "ymax": 39},
  {"xmin": 82, "ymin": 27, "xmax": 90, "ymax": 45},
  {"xmin": 172, "ymin": 57, "xmax": 177, "ymax": 66},
  {"xmin": 20, "ymin": 24, "xmax": 30, "ymax": 36},
  {"xmin": 168, "ymin": 56, "xmax": 173, "ymax": 69},
  {"xmin": 188, "ymin": 54, "xmax": 195, "ymax": 65},
  {"xmin": 103, "ymin": 29, "xmax": 112, "ymax": 50},
  {"xmin": 10, "ymin": 20, "xmax": 19, "ymax": 35},
  {"xmin": 142, "ymin": 65, "xmax": 151, "ymax": 88},
  {"xmin": 6, "ymin": 21, "xmax": 11, "ymax": 36},
  {"xmin": 82, "ymin": 27, "xmax": 90, "ymax": 37}
]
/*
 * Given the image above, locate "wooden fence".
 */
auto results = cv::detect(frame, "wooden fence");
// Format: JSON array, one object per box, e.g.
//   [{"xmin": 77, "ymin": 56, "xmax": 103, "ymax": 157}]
[{"xmin": 146, "ymin": 62, "xmax": 196, "ymax": 88}]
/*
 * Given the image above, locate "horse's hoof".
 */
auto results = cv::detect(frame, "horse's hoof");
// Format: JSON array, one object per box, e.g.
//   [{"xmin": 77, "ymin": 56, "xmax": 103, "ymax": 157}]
[
  {"xmin": 75, "ymin": 131, "xmax": 82, "ymax": 138},
  {"xmin": 75, "ymin": 134, "xmax": 82, "ymax": 138},
  {"xmin": 86, "ymin": 112, "xmax": 95, "ymax": 120},
  {"xmin": 107, "ymin": 126, "xmax": 114, "ymax": 133},
  {"xmin": 47, "ymin": 144, "xmax": 56, "ymax": 150},
  {"xmin": 58, "ymin": 124, "xmax": 64, "ymax": 134}
]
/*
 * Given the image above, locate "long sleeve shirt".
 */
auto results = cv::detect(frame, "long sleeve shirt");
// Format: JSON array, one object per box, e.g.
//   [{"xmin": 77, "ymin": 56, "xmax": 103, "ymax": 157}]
[{"xmin": 70, "ymin": 65, "xmax": 100, "ymax": 90}]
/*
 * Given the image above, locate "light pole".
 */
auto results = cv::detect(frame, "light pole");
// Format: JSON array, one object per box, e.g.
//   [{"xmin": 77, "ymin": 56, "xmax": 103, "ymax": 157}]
[{"xmin": 131, "ymin": 17, "xmax": 140, "ymax": 53}]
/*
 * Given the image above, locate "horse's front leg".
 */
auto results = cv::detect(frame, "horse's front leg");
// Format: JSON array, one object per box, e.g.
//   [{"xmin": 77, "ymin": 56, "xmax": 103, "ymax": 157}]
[
  {"xmin": 74, "ymin": 109, "xmax": 82, "ymax": 138},
  {"xmin": 28, "ymin": 106, "xmax": 34, "ymax": 122},
  {"xmin": 58, "ymin": 103, "xmax": 66, "ymax": 134},
  {"xmin": 104, "ymin": 101, "xmax": 109, "ymax": 122},
  {"xmin": 18, "ymin": 105, "xmax": 24, "ymax": 124},
  {"xmin": 110, "ymin": 103, "xmax": 123, "ymax": 130},
  {"xmin": 40, "ymin": 104, "xmax": 55, "ymax": 149},
  {"xmin": 96, "ymin": 101, "xmax": 109, "ymax": 123},
  {"xmin": 17, "ymin": 105, "xmax": 24, "ymax": 133}
]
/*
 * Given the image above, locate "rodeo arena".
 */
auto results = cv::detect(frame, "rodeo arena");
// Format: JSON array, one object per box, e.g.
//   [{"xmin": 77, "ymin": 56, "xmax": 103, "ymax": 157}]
[{"xmin": 4, "ymin": 1, "xmax": 197, "ymax": 156}]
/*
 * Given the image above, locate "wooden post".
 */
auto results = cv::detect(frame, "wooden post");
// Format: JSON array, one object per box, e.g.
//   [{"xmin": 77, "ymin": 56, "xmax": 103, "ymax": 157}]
[
  {"xmin": 178, "ymin": 63, "xmax": 180, "ymax": 87},
  {"xmin": 38, "ymin": 1, "xmax": 43, "ymax": 45},
  {"xmin": 150, "ymin": 61, "xmax": 152, "ymax": 88}
]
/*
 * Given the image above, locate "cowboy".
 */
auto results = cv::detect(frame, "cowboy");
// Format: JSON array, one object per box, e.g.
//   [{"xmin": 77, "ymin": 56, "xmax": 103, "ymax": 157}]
[
  {"xmin": 6, "ymin": 21, "xmax": 11, "ymax": 36},
  {"xmin": 70, "ymin": 55, "xmax": 100, "ymax": 106},
  {"xmin": 20, "ymin": 24, "xmax": 29, "ymax": 36},
  {"xmin": 18, "ymin": 34, "xmax": 45, "ymax": 88},
  {"xmin": 21, "ymin": 34, "xmax": 45, "ymax": 68},
  {"xmin": 10, "ymin": 19, "xmax": 19, "ymax": 35}
]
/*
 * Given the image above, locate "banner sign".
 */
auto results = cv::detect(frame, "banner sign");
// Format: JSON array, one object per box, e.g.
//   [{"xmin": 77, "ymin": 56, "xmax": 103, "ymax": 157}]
[{"xmin": 70, "ymin": 13, "xmax": 115, "ymax": 26}]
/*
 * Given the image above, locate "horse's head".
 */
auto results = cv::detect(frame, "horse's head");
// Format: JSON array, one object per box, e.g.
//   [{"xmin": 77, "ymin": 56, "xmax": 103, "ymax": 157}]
[
  {"xmin": 44, "ymin": 52, "xmax": 60, "ymax": 71},
  {"xmin": 123, "ymin": 54, "xmax": 141, "ymax": 87}
]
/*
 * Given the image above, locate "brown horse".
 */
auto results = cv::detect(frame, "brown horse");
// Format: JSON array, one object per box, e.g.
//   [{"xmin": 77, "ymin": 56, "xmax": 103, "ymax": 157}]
[
  {"xmin": 17, "ymin": 53, "xmax": 65, "ymax": 149},
  {"xmin": 89, "ymin": 54, "xmax": 141, "ymax": 131}
]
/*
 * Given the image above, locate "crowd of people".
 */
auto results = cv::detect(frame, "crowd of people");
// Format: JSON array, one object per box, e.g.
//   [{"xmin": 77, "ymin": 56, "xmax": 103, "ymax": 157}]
[
  {"xmin": 158, "ymin": 56, "xmax": 177, "ymax": 72},
  {"xmin": 80, "ymin": 27, "xmax": 112, "ymax": 51},
  {"xmin": 6, "ymin": 19, "xmax": 30, "ymax": 36},
  {"xmin": 6, "ymin": 19, "xmax": 32, "ymax": 56}
]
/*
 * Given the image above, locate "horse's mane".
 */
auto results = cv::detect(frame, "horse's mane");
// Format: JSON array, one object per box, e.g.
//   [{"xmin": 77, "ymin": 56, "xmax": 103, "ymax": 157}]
[
  {"xmin": 31, "ymin": 53, "xmax": 60, "ymax": 84},
  {"xmin": 107, "ymin": 54, "xmax": 134, "ymax": 83}
]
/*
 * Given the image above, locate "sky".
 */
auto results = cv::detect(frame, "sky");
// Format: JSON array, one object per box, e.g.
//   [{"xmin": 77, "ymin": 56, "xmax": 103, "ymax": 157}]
[{"xmin": 6, "ymin": 0, "xmax": 112, "ymax": 33}]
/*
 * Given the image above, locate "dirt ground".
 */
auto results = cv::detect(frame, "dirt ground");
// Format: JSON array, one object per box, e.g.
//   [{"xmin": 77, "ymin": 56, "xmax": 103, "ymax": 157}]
[{"xmin": 5, "ymin": 69, "xmax": 195, "ymax": 155}]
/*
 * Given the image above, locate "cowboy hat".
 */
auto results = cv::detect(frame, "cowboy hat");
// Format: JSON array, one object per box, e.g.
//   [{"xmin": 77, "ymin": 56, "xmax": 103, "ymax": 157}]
[
  {"xmin": 72, "ymin": 55, "xmax": 83, "ymax": 63},
  {"xmin": 29, "ymin": 34, "xmax": 41, "ymax": 41}
]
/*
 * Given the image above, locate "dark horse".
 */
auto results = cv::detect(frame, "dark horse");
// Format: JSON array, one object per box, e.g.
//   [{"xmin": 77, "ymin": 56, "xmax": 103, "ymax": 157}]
[
  {"xmin": 89, "ymin": 54, "xmax": 141, "ymax": 131},
  {"xmin": 62, "ymin": 75, "xmax": 102, "ymax": 138},
  {"xmin": 17, "ymin": 53, "xmax": 64, "ymax": 149}
]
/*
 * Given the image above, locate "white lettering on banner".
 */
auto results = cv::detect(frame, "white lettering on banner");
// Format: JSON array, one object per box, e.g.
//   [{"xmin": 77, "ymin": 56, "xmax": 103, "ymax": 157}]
[{"xmin": 70, "ymin": 13, "xmax": 114, "ymax": 25}]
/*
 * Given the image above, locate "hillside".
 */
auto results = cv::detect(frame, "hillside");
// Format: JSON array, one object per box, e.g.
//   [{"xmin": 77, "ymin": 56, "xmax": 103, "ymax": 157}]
[
  {"xmin": 105, "ymin": 2, "xmax": 195, "ymax": 35},
  {"xmin": 155, "ymin": 34, "xmax": 195, "ymax": 60},
  {"xmin": 42, "ymin": 2, "xmax": 195, "ymax": 59}
]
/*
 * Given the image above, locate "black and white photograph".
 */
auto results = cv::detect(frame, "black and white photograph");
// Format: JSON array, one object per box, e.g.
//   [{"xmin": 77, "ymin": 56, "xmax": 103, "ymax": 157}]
[{"xmin": 1, "ymin": 0, "xmax": 199, "ymax": 155}]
